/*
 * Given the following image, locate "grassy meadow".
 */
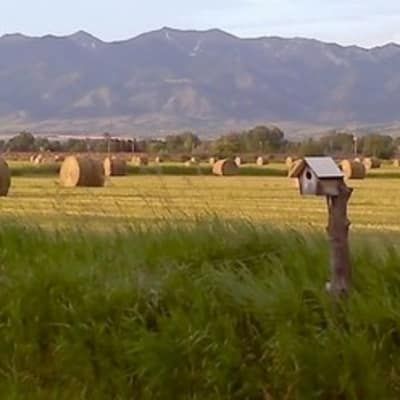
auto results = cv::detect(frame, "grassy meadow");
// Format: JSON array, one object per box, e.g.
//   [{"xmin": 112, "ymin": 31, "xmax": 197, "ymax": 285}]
[{"xmin": 1, "ymin": 161, "xmax": 400, "ymax": 398}]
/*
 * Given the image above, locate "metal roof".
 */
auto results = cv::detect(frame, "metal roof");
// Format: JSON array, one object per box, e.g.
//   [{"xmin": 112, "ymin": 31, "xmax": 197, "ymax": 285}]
[{"xmin": 304, "ymin": 157, "xmax": 344, "ymax": 178}]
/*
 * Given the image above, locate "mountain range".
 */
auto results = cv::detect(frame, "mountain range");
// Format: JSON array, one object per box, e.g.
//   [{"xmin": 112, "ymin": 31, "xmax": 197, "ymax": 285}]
[{"xmin": 0, "ymin": 27, "xmax": 400, "ymax": 137}]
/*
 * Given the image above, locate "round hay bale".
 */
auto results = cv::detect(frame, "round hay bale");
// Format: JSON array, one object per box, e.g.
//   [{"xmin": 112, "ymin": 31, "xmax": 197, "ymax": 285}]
[
  {"xmin": 190, "ymin": 156, "xmax": 198, "ymax": 164},
  {"xmin": 54, "ymin": 155, "xmax": 65, "ymax": 162},
  {"xmin": 131, "ymin": 156, "xmax": 149, "ymax": 166},
  {"xmin": 155, "ymin": 156, "xmax": 163, "ymax": 164},
  {"xmin": 288, "ymin": 159, "xmax": 306, "ymax": 178},
  {"xmin": 33, "ymin": 154, "xmax": 44, "ymax": 165},
  {"xmin": 30, "ymin": 154, "xmax": 37, "ymax": 163},
  {"xmin": 354, "ymin": 157, "xmax": 362, "ymax": 163},
  {"xmin": 212, "ymin": 159, "xmax": 239, "ymax": 176},
  {"xmin": 286, "ymin": 156, "xmax": 297, "ymax": 169},
  {"xmin": 184, "ymin": 160, "xmax": 197, "ymax": 167},
  {"xmin": 59, "ymin": 156, "xmax": 105, "ymax": 187},
  {"xmin": 209, "ymin": 157, "xmax": 217, "ymax": 165},
  {"xmin": 103, "ymin": 157, "xmax": 127, "ymax": 177},
  {"xmin": 340, "ymin": 160, "xmax": 366, "ymax": 180},
  {"xmin": 393, "ymin": 159, "xmax": 400, "ymax": 167},
  {"xmin": 0, "ymin": 158, "xmax": 11, "ymax": 196},
  {"xmin": 256, "ymin": 156, "xmax": 269, "ymax": 166},
  {"xmin": 363, "ymin": 157, "xmax": 381, "ymax": 170},
  {"xmin": 234, "ymin": 156, "xmax": 242, "ymax": 167}
]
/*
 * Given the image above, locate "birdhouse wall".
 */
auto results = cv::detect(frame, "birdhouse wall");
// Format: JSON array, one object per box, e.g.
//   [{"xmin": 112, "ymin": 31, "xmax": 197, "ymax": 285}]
[
  {"xmin": 299, "ymin": 168, "xmax": 318, "ymax": 195},
  {"xmin": 317, "ymin": 179, "xmax": 340, "ymax": 196}
]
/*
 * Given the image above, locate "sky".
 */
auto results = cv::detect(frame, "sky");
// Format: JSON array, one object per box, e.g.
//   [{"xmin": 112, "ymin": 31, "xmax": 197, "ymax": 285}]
[{"xmin": 0, "ymin": 0, "xmax": 399, "ymax": 48}]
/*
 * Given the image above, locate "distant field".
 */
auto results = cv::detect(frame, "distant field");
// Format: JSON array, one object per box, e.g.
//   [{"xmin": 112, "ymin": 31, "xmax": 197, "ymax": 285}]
[{"xmin": 1, "ymin": 162, "xmax": 400, "ymax": 231}]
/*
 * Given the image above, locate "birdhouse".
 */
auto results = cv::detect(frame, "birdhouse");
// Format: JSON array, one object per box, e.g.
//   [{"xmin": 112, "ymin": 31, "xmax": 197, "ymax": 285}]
[{"xmin": 289, "ymin": 157, "xmax": 344, "ymax": 196}]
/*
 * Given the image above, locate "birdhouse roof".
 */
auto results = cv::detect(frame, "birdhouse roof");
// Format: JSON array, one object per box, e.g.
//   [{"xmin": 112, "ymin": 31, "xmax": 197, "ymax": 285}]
[{"xmin": 289, "ymin": 157, "xmax": 344, "ymax": 179}]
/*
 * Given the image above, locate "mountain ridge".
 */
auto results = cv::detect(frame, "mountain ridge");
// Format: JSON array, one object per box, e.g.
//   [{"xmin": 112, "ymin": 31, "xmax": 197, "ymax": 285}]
[
  {"xmin": 2, "ymin": 28, "xmax": 398, "ymax": 50},
  {"xmin": 0, "ymin": 27, "xmax": 400, "ymax": 136}
]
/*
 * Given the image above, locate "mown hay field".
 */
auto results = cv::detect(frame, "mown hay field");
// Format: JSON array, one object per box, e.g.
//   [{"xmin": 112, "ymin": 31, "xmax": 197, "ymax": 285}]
[{"xmin": 1, "ymin": 162, "xmax": 400, "ymax": 231}]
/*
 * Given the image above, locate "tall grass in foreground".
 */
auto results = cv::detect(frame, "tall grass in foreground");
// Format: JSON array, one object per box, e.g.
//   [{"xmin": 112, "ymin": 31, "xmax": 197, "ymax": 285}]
[{"xmin": 0, "ymin": 220, "xmax": 400, "ymax": 399}]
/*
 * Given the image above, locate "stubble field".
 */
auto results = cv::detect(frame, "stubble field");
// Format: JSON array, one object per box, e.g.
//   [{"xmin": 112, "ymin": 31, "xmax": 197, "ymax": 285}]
[{"xmin": 1, "ymin": 162, "xmax": 400, "ymax": 231}]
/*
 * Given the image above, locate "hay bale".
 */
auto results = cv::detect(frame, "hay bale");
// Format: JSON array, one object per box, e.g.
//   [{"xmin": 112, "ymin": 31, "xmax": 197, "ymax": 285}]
[
  {"xmin": 209, "ymin": 157, "xmax": 217, "ymax": 165},
  {"xmin": 103, "ymin": 157, "xmax": 127, "ymax": 177},
  {"xmin": 0, "ymin": 158, "xmax": 11, "ymax": 196},
  {"xmin": 30, "ymin": 154, "xmax": 37, "ymax": 163},
  {"xmin": 212, "ymin": 159, "xmax": 239, "ymax": 176},
  {"xmin": 393, "ymin": 159, "xmax": 400, "ymax": 167},
  {"xmin": 288, "ymin": 159, "xmax": 306, "ymax": 178},
  {"xmin": 190, "ymin": 157, "xmax": 198, "ymax": 164},
  {"xmin": 340, "ymin": 160, "xmax": 366, "ymax": 179},
  {"xmin": 155, "ymin": 156, "xmax": 163, "ymax": 164},
  {"xmin": 131, "ymin": 156, "xmax": 149, "ymax": 166},
  {"xmin": 54, "ymin": 155, "xmax": 65, "ymax": 162},
  {"xmin": 33, "ymin": 154, "xmax": 44, "ymax": 165},
  {"xmin": 363, "ymin": 157, "xmax": 381, "ymax": 170},
  {"xmin": 234, "ymin": 156, "xmax": 242, "ymax": 167},
  {"xmin": 59, "ymin": 156, "xmax": 105, "ymax": 187},
  {"xmin": 256, "ymin": 156, "xmax": 268, "ymax": 166},
  {"xmin": 286, "ymin": 156, "xmax": 297, "ymax": 169}
]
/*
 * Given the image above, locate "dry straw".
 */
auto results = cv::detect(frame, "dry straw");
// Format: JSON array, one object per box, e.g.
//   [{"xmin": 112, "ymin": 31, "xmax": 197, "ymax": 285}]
[
  {"xmin": 363, "ymin": 157, "xmax": 381, "ymax": 170},
  {"xmin": 256, "ymin": 156, "xmax": 268, "ymax": 166},
  {"xmin": 54, "ymin": 155, "xmax": 65, "ymax": 162},
  {"xmin": 286, "ymin": 156, "xmax": 297, "ymax": 169},
  {"xmin": 131, "ymin": 156, "xmax": 149, "ymax": 166},
  {"xmin": 0, "ymin": 158, "xmax": 11, "ymax": 196},
  {"xmin": 234, "ymin": 156, "xmax": 242, "ymax": 167},
  {"xmin": 209, "ymin": 157, "xmax": 217, "ymax": 165},
  {"xmin": 33, "ymin": 154, "xmax": 44, "ymax": 165},
  {"xmin": 59, "ymin": 156, "xmax": 105, "ymax": 187},
  {"xmin": 213, "ymin": 159, "xmax": 239, "ymax": 176},
  {"xmin": 103, "ymin": 157, "xmax": 127, "ymax": 177},
  {"xmin": 183, "ymin": 157, "xmax": 199, "ymax": 167},
  {"xmin": 340, "ymin": 160, "xmax": 366, "ymax": 179}
]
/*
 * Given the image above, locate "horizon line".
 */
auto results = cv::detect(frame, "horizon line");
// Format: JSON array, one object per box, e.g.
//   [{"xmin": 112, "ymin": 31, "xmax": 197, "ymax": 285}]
[{"xmin": 1, "ymin": 26, "xmax": 399, "ymax": 51}]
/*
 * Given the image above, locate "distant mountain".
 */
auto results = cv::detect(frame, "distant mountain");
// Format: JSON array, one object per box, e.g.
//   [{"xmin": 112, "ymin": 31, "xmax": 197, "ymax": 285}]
[{"xmin": 0, "ymin": 27, "xmax": 400, "ymax": 136}]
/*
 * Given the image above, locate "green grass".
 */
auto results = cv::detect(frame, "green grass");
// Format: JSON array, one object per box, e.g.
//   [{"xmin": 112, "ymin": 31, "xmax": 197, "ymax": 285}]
[
  {"xmin": 1, "ymin": 165, "xmax": 400, "ymax": 398},
  {"xmin": 0, "ymin": 221, "xmax": 400, "ymax": 399}
]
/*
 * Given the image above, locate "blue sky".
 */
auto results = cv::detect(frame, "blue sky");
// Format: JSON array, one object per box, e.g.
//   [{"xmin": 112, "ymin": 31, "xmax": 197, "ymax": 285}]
[{"xmin": 0, "ymin": 0, "xmax": 399, "ymax": 47}]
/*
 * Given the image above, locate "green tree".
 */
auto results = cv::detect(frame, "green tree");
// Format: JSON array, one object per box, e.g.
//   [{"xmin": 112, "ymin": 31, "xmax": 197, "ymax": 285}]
[
  {"xmin": 359, "ymin": 134, "xmax": 395, "ymax": 159},
  {"xmin": 213, "ymin": 133, "xmax": 241, "ymax": 156},
  {"xmin": 239, "ymin": 125, "xmax": 285, "ymax": 153},
  {"xmin": 319, "ymin": 132, "xmax": 355, "ymax": 155},
  {"xmin": 165, "ymin": 132, "xmax": 201, "ymax": 153},
  {"xmin": 6, "ymin": 131, "xmax": 36, "ymax": 151},
  {"xmin": 298, "ymin": 138, "xmax": 325, "ymax": 157}
]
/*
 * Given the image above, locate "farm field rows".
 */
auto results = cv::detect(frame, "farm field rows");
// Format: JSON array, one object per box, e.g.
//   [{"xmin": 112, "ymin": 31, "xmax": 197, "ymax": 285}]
[{"xmin": 0, "ymin": 162, "xmax": 400, "ymax": 231}]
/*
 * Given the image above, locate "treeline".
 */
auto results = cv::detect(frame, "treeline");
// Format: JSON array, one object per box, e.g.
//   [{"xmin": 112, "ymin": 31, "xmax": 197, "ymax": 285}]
[{"xmin": 2, "ymin": 128, "xmax": 399, "ymax": 159}]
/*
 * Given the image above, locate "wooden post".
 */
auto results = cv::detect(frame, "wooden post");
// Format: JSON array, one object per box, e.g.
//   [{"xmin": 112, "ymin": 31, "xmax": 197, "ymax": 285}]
[{"xmin": 326, "ymin": 180, "xmax": 353, "ymax": 297}]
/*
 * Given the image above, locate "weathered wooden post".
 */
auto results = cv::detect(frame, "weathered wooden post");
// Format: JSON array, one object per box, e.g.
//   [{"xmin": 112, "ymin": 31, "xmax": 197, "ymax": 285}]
[{"xmin": 289, "ymin": 157, "xmax": 353, "ymax": 297}]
